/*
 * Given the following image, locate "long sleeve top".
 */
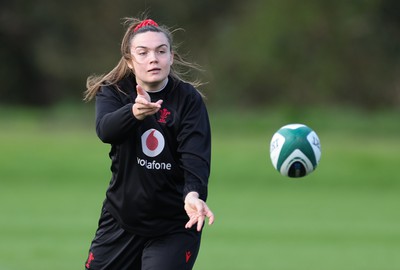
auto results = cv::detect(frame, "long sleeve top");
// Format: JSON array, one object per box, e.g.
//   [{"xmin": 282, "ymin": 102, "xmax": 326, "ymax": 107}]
[{"xmin": 95, "ymin": 75, "xmax": 211, "ymax": 236}]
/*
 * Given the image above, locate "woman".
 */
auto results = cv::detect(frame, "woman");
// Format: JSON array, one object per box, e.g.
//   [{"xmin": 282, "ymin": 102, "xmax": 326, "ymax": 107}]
[{"xmin": 83, "ymin": 18, "xmax": 214, "ymax": 270}]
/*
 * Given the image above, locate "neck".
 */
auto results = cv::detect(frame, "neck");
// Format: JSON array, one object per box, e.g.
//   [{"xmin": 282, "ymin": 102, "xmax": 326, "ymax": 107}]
[{"xmin": 140, "ymin": 78, "xmax": 169, "ymax": 93}]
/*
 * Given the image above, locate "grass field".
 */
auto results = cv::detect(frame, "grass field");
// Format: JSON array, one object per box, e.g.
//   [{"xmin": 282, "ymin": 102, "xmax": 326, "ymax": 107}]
[{"xmin": 0, "ymin": 105, "xmax": 399, "ymax": 270}]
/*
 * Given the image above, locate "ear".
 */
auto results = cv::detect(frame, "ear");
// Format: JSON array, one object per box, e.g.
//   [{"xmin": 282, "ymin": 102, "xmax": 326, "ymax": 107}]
[
  {"xmin": 126, "ymin": 59, "xmax": 136, "ymax": 75},
  {"xmin": 126, "ymin": 59, "xmax": 133, "ymax": 70}
]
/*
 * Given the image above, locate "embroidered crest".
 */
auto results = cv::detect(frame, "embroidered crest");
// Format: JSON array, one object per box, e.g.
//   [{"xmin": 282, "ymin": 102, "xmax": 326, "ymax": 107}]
[{"xmin": 157, "ymin": 108, "xmax": 171, "ymax": 123}]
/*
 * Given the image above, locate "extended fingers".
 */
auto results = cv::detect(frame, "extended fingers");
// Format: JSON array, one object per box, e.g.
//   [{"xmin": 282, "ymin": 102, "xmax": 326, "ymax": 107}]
[
  {"xmin": 196, "ymin": 215, "xmax": 205, "ymax": 231},
  {"xmin": 185, "ymin": 204, "xmax": 215, "ymax": 232},
  {"xmin": 133, "ymin": 99, "xmax": 163, "ymax": 120},
  {"xmin": 135, "ymin": 97, "xmax": 162, "ymax": 107},
  {"xmin": 136, "ymin": 102, "xmax": 161, "ymax": 111},
  {"xmin": 185, "ymin": 216, "xmax": 196, "ymax": 229},
  {"xmin": 206, "ymin": 208, "xmax": 215, "ymax": 225}
]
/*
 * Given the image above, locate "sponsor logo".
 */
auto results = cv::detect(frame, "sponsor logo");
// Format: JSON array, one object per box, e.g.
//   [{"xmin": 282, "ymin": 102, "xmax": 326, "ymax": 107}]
[
  {"xmin": 141, "ymin": 129, "xmax": 165, "ymax": 157},
  {"xmin": 139, "ymin": 129, "xmax": 172, "ymax": 170},
  {"xmin": 137, "ymin": 157, "xmax": 172, "ymax": 170}
]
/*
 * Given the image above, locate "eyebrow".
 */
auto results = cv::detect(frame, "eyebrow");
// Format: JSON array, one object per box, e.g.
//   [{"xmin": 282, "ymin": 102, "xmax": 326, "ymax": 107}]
[{"xmin": 135, "ymin": 44, "xmax": 169, "ymax": 50}]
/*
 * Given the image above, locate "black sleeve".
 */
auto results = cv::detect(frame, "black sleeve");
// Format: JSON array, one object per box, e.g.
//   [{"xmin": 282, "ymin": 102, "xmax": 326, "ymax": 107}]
[
  {"xmin": 178, "ymin": 91, "xmax": 211, "ymax": 202},
  {"xmin": 95, "ymin": 85, "xmax": 140, "ymax": 144}
]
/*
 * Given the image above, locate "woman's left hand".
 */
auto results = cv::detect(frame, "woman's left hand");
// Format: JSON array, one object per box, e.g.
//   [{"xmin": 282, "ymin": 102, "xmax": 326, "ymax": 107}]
[{"xmin": 184, "ymin": 192, "xmax": 215, "ymax": 232}]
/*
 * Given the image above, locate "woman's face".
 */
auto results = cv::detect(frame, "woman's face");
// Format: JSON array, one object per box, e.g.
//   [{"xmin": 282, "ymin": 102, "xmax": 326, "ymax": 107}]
[{"xmin": 128, "ymin": 31, "xmax": 174, "ymax": 91}]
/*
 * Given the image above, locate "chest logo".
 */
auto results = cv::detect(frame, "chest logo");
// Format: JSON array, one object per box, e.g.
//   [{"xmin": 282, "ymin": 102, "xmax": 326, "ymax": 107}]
[
  {"xmin": 157, "ymin": 108, "xmax": 171, "ymax": 123},
  {"xmin": 141, "ymin": 129, "xmax": 165, "ymax": 157}
]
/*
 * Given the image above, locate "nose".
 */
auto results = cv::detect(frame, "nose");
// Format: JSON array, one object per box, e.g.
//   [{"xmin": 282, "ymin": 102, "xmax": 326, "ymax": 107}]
[{"xmin": 149, "ymin": 51, "xmax": 159, "ymax": 63}]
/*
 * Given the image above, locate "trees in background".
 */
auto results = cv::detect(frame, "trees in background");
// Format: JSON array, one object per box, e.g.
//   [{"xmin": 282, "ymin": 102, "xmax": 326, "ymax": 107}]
[
  {"xmin": 208, "ymin": 0, "xmax": 400, "ymax": 109},
  {"xmin": 1, "ymin": 0, "xmax": 399, "ymax": 109}
]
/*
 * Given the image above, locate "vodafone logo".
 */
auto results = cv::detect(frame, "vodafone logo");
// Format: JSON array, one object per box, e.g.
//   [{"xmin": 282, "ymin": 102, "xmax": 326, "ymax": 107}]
[
  {"xmin": 138, "ymin": 129, "xmax": 171, "ymax": 170},
  {"xmin": 141, "ymin": 129, "xmax": 165, "ymax": 157}
]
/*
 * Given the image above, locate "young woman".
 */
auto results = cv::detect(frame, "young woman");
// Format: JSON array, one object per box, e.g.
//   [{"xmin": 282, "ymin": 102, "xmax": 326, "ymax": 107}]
[{"xmin": 83, "ymin": 18, "xmax": 214, "ymax": 270}]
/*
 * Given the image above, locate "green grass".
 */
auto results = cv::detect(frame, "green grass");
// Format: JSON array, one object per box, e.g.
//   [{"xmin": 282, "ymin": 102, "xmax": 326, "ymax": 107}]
[{"xmin": 0, "ymin": 105, "xmax": 399, "ymax": 270}]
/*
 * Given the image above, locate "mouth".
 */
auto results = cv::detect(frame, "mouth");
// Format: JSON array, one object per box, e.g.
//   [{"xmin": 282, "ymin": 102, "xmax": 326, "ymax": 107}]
[{"xmin": 148, "ymin": 68, "xmax": 161, "ymax": 73}]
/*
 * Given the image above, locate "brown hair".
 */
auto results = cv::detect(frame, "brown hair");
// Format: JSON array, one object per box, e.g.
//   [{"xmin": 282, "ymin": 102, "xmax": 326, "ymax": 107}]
[{"xmin": 83, "ymin": 17, "xmax": 203, "ymax": 101}]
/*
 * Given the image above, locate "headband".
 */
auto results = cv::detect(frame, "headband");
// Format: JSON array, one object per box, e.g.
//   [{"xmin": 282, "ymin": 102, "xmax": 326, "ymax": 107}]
[{"xmin": 134, "ymin": 19, "xmax": 159, "ymax": 32}]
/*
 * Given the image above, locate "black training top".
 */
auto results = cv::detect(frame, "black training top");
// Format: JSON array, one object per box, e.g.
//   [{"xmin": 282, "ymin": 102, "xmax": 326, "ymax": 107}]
[{"xmin": 95, "ymin": 75, "xmax": 211, "ymax": 237}]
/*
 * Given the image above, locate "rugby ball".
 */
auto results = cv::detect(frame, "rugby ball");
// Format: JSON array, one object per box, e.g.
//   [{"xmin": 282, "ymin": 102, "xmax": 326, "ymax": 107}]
[{"xmin": 270, "ymin": 124, "xmax": 321, "ymax": 178}]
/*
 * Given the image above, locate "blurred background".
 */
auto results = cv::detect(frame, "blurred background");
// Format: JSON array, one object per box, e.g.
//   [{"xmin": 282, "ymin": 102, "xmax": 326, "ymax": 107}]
[
  {"xmin": 1, "ymin": 0, "xmax": 399, "ymax": 109},
  {"xmin": 1, "ymin": 0, "xmax": 399, "ymax": 270}
]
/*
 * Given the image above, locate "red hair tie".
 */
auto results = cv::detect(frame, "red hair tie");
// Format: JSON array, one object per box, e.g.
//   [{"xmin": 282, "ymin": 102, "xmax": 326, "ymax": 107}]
[{"xmin": 134, "ymin": 19, "xmax": 159, "ymax": 32}]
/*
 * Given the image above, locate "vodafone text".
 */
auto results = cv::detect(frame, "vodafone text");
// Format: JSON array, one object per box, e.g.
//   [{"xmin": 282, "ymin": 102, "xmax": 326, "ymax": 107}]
[{"xmin": 137, "ymin": 157, "xmax": 172, "ymax": 170}]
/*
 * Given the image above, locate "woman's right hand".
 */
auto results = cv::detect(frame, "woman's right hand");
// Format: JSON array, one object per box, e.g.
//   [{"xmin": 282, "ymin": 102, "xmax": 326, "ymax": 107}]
[{"xmin": 132, "ymin": 85, "xmax": 163, "ymax": 120}]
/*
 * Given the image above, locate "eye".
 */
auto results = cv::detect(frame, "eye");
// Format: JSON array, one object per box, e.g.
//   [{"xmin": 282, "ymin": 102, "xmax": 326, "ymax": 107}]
[{"xmin": 136, "ymin": 50, "xmax": 147, "ymax": 56}]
